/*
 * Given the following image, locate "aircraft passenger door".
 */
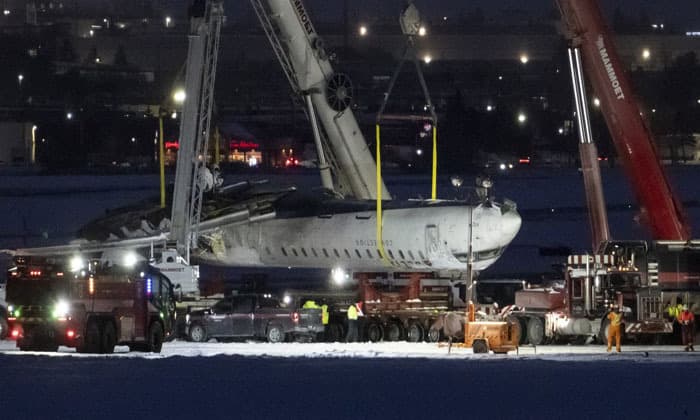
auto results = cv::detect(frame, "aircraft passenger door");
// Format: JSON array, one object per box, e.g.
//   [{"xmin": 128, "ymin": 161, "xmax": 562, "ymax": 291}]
[
  {"xmin": 425, "ymin": 224, "xmax": 440, "ymax": 262},
  {"xmin": 208, "ymin": 299, "xmax": 233, "ymax": 336},
  {"xmin": 230, "ymin": 296, "xmax": 255, "ymax": 336}
]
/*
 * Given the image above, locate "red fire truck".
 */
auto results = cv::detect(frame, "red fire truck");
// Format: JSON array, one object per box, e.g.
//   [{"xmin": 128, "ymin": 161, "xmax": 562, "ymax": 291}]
[{"xmin": 6, "ymin": 254, "xmax": 177, "ymax": 353}]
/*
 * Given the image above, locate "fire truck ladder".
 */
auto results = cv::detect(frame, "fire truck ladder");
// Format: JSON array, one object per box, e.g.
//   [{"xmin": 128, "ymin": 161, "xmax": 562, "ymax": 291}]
[
  {"xmin": 250, "ymin": 0, "xmax": 347, "ymax": 196},
  {"xmin": 170, "ymin": 0, "xmax": 224, "ymax": 262}
]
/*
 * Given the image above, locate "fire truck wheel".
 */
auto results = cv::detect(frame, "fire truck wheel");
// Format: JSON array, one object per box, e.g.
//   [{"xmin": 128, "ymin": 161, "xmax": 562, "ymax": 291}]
[
  {"xmin": 101, "ymin": 322, "xmax": 117, "ymax": 354},
  {"xmin": 472, "ymin": 339, "xmax": 489, "ymax": 354},
  {"xmin": 188, "ymin": 323, "xmax": 207, "ymax": 342},
  {"xmin": 266, "ymin": 324, "xmax": 285, "ymax": 343},
  {"xmin": 79, "ymin": 318, "xmax": 102, "ymax": 354},
  {"xmin": 147, "ymin": 322, "xmax": 164, "ymax": 353},
  {"xmin": 527, "ymin": 317, "xmax": 545, "ymax": 346},
  {"xmin": 406, "ymin": 322, "xmax": 424, "ymax": 343}
]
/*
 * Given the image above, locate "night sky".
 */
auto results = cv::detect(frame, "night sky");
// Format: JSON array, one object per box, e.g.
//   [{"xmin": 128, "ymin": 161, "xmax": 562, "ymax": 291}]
[
  {"xmin": 70, "ymin": 1, "xmax": 700, "ymax": 29},
  {"xmin": 220, "ymin": 0, "xmax": 700, "ymax": 28}
]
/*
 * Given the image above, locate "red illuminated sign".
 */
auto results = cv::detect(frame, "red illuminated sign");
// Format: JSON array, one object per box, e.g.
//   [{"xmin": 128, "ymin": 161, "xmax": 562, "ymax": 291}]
[
  {"xmin": 230, "ymin": 140, "xmax": 259, "ymax": 150},
  {"xmin": 165, "ymin": 141, "xmax": 179, "ymax": 150}
]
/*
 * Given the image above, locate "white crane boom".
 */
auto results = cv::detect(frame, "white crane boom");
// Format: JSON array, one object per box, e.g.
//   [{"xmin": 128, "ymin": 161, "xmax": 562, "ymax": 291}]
[
  {"xmin": 170, "ymin": 0, "xmax": 224, "ymax": 262},
  {"xmin": 252, "ymin": 0, "xmax": 391, "ymax": 200}
]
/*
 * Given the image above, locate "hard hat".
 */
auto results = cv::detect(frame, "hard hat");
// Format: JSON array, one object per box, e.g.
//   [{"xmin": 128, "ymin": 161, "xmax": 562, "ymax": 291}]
[{"xmin": 683, "ymin": 304, "xmax": 689, "ymax": 311}]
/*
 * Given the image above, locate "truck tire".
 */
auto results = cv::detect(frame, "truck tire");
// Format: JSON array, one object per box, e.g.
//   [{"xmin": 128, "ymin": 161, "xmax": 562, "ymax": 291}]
[
  {"xmin": 385, "ymin": 321, "xmax": 404, "ymax": 342},
  {"xmin": 598, "ymin": 318, "xmax": 610, "ymax": 345},
  {"xmin": 147, "ymin": 322, "xmax": 164, "ymax": 353},
  {"xmin": 427, "ymin": 327, "xmax": 441, "ymax": 343},
  {"xmin": 79, "ymin": 318, "xmax": 102, "ymax": 353},
  {"xmin": 527, "ymin": 317, "xmax": 545, "ymax": 346},
  {"xmin": 366, "ymin": 321, "xmax": 383, "ymax": 342},
  {"xmin": 188, "ymin": 323, "xmax": 207, "ymax": 342},
  {"xmin": 266, "ymin": 324, "xmax": 285, "ymax": 343},
  {"xmin": 472, "ymin": 339, "xmax": 489, "ymax": 354},
  {"xmin": 101, "ymin": 321, "xmax": 117, "ymax": 354},
  {"xmin": 508, "ymin": 316, "xmax": 528, "ymax": 345},
  {"xmin": 0, "ymin": 316, "xmax": 8, "ymax": 340},
  {"xmin": 407, "ymin": 322, "xmax": 424, "ymax": 343},
  {"xmin": 325, "ymin": 323, "xmax": 344, "ymax": 342}
]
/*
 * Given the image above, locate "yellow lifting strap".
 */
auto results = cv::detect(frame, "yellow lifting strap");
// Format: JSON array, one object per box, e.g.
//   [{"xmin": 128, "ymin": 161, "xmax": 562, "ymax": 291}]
[
  {"xmin": 431, "ymin": 124, "xmax": 437, "ymax": 200},
  {"xmin": 375, "ymin": 124, "xmax": 390, "ymax": 265}
]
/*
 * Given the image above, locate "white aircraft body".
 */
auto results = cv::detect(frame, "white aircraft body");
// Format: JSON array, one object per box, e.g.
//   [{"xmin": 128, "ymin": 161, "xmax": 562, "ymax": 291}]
[
  {"xmin": 10, "ymin": 184, "xmax": 521, "ymax": 277},
  {"xmin": 194, "ymin": 191, "xmax": 521, "ymax": 273}
]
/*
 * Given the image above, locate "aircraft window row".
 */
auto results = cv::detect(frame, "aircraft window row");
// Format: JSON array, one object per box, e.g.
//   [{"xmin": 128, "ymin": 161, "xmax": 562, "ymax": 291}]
[{"xmin": 275, "ymin": 246, "xmax": 429, "ymax": 264}]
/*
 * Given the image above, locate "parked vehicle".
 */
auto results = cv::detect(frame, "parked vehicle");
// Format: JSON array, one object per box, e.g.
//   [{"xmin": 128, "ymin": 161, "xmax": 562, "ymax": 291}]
[
  {"xmin": 6, "ymin": 255, "xmax": 176, "ymax": 353},
  {"xmin": 186, "ymin": 294, "xmax": 323, "ymax": 343}
]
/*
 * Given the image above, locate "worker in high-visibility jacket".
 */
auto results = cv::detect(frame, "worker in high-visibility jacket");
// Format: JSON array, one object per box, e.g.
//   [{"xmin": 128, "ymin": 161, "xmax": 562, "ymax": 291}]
[
  {"xmin": 345, "ymin": 302, "xmax": 363, "ymax": 342},
  {"xmin": 679, "ymin": 305, "xmax": 695, "ymax": 352},
  {"xmin": 607, "ymin": 306, "xmax": 623, "ymax": 353},
  {"xmin": 321, "ymin": 303, "xmax": 329, "ymax": 326},
  {"xmin": 302, "ymin": 300, "xmax": 320, "ymax": 309}
]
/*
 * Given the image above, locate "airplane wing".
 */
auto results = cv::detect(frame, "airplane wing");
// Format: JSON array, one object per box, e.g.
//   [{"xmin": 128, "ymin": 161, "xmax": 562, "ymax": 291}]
[{"xmin": 1, "ymin": 234, "xmax": 169, "ymax": 257}]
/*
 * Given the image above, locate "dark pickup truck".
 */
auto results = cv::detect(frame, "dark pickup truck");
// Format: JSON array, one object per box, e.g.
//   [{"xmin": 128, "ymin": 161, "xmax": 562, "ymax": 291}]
[{"xmin": 185, "ymin": 294, "xmax": 324, "ymax": 343}]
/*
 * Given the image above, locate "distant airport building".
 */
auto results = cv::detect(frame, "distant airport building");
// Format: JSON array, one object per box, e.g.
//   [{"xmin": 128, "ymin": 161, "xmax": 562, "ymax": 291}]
[{"xmin": 0, "ymin": 122, "xmax": 35, "ymax": 165}]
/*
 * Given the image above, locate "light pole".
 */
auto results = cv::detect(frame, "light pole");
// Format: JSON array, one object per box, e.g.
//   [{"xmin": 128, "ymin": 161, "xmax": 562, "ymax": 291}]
[
  {"xmin": 31, "ymin": 125, "xmax": 37, "ymax": 164},
  {"xmin": 158, "ymin": 108, "xmax": 166, "ymax": 208},
  {"xmin": 158, "ymin": 89, "xmax": 186, "ymax": 208}
]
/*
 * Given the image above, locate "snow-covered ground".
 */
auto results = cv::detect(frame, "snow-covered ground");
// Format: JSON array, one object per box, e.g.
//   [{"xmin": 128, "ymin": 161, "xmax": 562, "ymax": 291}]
[{"xmin": 1, "ymin": 339, "xmax": 698, "ymax": 419}]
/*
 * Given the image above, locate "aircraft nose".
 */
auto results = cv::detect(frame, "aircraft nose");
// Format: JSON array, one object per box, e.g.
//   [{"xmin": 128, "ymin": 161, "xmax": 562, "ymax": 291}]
[{"xmin": 500, "ymin": 208, "xmax": 522, "ymax": 244}]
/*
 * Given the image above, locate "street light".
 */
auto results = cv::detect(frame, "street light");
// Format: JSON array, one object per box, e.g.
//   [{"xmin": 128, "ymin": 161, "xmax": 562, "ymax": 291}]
[
  {"xmin": 165, "ymin": 16, "xmax": 172, "ymax": 27},
  {"xmin": 66, "ymin": 112, "xmax": 73, "ymax": 120},
  {"xmin": 517, "ymin": 112, "xmax": 527, "ymax": 124},
  {"xmin": 520, "ymin": 54, "xmax": 529, "ymax": 64},
  {"xmin": 418, "ymin": 26, "xmax": 427, "ymax": 36},
  {"xmin": 17, "ymin": 74, "xmax": 24, "ymax": 86},
  {"xmin": 423, "ymin": 54, "xmax": 432, "ymax": 64},
  {"xmin": 173, "ymin": 89, "xmax": 186, "ymax": 104},
  {"xmin": 358, "ymin": 25, "xmax": 368, "ymax": 36},
  {"xmin": 642, "ymin": 48, "xmax": 651, "ymax": 60}
]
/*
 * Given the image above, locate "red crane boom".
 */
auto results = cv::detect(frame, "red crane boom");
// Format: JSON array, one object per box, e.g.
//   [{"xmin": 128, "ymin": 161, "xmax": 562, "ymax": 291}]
[{"xmin": 556, "ymin": 0, "xmax": 691, "ymax": 241}]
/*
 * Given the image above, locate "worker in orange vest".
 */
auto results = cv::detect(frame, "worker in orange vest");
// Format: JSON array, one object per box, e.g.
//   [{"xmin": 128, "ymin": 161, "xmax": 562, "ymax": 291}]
[
  {"xmin": 679, "ymin": 305, "xmax": 695, "ymax": 352},
  {"xmin": 607, "ymin": 305, "xmax": 623, "ymax": 353}
]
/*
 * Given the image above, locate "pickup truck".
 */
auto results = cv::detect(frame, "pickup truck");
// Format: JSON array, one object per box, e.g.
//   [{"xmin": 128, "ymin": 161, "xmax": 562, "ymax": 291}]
[{"xmin": 185, "ymin": 294, "xmax": 324, "ymax": 343}]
